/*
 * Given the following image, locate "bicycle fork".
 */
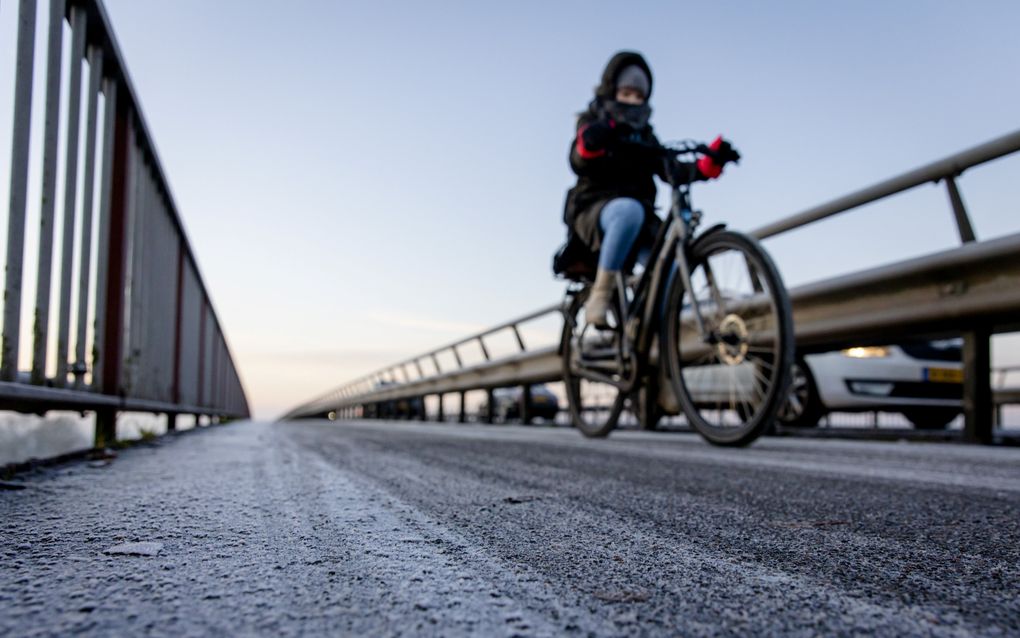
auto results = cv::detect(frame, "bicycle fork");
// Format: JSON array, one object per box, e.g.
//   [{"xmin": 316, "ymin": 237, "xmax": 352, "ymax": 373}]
[{"xmin": 641, "ymin": 211, "xmax": 716, "ymax": 351}]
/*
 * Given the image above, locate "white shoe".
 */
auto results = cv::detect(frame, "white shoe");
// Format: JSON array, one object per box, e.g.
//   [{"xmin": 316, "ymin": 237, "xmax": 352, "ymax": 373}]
[{"xmin": 584, "ymin": 269, "xmax": 617, "ymax": 328}]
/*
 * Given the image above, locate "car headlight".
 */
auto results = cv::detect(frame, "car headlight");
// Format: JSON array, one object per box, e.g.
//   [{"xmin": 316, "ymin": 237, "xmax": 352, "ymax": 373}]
[{"xmin": 841, "ymin": 346, "xmax": 891, "ymax": 359}]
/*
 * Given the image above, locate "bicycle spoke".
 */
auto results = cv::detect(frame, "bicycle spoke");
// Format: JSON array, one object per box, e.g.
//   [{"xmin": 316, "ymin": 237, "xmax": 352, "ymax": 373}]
[
  {"xmin": 744, "ymin": 354, "xmax": 776, "ymax": 372},
  {"xmin": 746, "ymin": 365, "xmax": 767, "ymax": 400},
  {"xmin": 727, "ymin": 366, "xmax": 739, "ymax": 416},
  {"xmin": 665, "ymin": 230, "xmax": 793, "ymax": 446}
]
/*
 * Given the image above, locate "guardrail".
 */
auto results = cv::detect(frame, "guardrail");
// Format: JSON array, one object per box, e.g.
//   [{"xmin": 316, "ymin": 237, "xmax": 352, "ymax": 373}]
[
  {"xmin": 285, "ymin": 129, "xmax": 1020, "ymax": 443},
  {"xmin": 283, "ymin": 305, "xmax": 561, "ymax": 423},
  {"xmin": 2, "ymin": 0, "xmax": 249, "ymax": 444}
]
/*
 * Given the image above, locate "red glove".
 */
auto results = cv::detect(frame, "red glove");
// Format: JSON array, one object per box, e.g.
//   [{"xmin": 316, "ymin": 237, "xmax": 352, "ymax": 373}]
[
  {"xmin": 697, "ymin": 136, "xmax": 740, "ymax": 179},
  {"xmin": 575, "ymin": 121, "xmax": 616, "ymax": 159}
]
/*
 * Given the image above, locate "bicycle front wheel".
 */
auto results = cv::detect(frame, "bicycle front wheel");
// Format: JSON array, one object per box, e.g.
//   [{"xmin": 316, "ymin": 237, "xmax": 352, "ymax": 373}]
[
  {"xmin": 663, "ymin": 230, "xmax": 794, "ymax": 446},
  {"xmin": 561, "ymin": 288, "xmax": 630, "ymax": 438}
]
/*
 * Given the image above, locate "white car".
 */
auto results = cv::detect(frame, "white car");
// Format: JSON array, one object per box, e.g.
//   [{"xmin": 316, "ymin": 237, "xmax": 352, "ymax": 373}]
[{"xmin": 779, "ymin": 340, "xmax": 963, "ymax": 429}]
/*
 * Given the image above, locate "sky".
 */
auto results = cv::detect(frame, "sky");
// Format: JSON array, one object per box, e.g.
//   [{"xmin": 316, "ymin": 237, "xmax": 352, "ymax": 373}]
[{"xmin": 1, "ymin": 1, "xmax": 1019, "ymax": 420}]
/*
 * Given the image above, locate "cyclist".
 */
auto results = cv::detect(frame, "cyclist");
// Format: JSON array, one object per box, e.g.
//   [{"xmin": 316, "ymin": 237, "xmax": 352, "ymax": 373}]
[{"xmin": 560, "ymin": 50, "xmax": 741, "ymax": 327}]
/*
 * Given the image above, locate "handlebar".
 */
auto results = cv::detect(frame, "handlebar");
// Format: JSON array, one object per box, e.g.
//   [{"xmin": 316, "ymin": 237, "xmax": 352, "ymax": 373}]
[
  {"xmin": 615, "ymin": 137, "xmax": 739, "ymax": 190},
  {"xmin": 620, "ymin": 138, "xmax": 723, "ymax": 163},
  {"xmin": 656, "ymin": 140, "xmax": 719, "ymax": 161}
]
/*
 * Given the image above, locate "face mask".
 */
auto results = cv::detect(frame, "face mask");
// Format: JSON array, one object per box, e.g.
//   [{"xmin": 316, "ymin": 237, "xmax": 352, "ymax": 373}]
[{"xmin": 602, "ymin": 100, "xmax": 652, "ymax": 130}]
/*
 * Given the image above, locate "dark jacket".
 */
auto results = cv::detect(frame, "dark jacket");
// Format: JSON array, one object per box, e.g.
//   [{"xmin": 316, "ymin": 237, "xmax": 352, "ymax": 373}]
[{"xmin": 563, "ymin": 51, "xmax": 705, "ymax": 256}]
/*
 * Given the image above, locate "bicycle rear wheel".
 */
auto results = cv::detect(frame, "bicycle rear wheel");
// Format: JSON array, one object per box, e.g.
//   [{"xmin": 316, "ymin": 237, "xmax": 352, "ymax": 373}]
[
  {"xmin": 663, "ymin": 230, "xmax": 793, "ymax": 446},
  {"xmin": 561, "ymin": 288, "xmax": 632, "ymax": 438}
]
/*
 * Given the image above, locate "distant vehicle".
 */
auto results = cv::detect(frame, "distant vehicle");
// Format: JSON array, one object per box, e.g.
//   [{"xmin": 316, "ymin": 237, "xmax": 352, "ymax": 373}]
[
  {"xmin": 778, "ymin": 340, "xmax": 963, "ymax": 429},
  {"xmin": 481, "ymin": 385, "xmax": 560, "ymax": 423}
]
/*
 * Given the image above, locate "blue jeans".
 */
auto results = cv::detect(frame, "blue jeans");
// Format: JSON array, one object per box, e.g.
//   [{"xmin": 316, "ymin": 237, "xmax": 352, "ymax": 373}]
[{"xmin": 598, "ymin": 198, "xmax": 645, "ymax": 271}]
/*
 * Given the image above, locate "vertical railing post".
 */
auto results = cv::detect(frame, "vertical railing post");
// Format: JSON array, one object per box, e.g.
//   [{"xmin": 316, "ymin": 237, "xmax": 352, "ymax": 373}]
[
  {"xmin": 962, "ymin": 329, "xmax": 992, "ymax": 444},
  {"xmin": 211, "ymin": 334, "xmax": 219, "ymax": 410},
  {"xmin": 32, "ymin": 0, "xmax": 67, "ymax": 384},
  {"xmin": 73, "ymin": 45, "xmax": 104, "ymax": 389},
  {"xmin": 171, "ymin": 239, "xmax": 184, "ymax": 404},
  {"xmin": 512, "ymin": 325, "xmax": 526, "ymax": 351},
  {"xmin": 196, "ymin": 300, "xmax": 206, "ymax": 406},
  {"xmin": 944, "ymin": 176, "xmax": 976, "ymax": 244},
  {"xmin": 2, "ymin": 0, "xmax": 38, "ymax": 381},
  {"xmin": 54, "ymin": 6, "xmax": 87, "ymax": 387},
  {"xmin": 91, "ymin": 77, "xmax": 117, "ymax": 390},
  {"xmin": 221, "ymin": 343, "xmax": 228, "ymax": 409},
  {"xmin": 123, "ymin": 151, "xmax": 147, "ymax": 396},
  {"xmin": 95, "ymin": 103, "xmax": 133, "ymax": 448}
]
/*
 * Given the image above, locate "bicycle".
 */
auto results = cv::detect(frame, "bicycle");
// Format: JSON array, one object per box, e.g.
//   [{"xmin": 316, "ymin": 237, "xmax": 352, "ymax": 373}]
[{"xmin": 559, "ymin": 141, "xmax": 794, "ymax": 446}]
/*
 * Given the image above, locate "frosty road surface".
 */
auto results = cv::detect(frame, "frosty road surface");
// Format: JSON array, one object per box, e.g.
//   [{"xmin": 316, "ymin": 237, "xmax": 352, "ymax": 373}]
[{"xmin": 2, "ymin": 420, "xmax": 1019, "ymax": 636}]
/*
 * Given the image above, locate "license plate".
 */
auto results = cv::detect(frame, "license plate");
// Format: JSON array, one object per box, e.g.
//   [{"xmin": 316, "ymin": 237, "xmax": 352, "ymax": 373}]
[
  {"xmin": 532, "ymin": 396, "xmax": 548, "ymax": 404},
  {"xmin": 925, "ymin": 367, "xmax": 963, "ymax": 383}
]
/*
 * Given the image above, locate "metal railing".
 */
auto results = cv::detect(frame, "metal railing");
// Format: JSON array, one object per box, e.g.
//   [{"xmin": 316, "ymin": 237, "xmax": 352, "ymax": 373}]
[
  {"xmin": 286, "ymin": 129, "xmax": 1020, "ymax": 442},
  {"xmin": 2, "ymin": 0, "xmax": 249, "ymax": 444},
  {"xmin": 283, "ymin": 304, "xmax": 561, "ymax": 421},
  {"xmin": 749, "ymin": 129, "xmax": 1020, "ymax": 242}
]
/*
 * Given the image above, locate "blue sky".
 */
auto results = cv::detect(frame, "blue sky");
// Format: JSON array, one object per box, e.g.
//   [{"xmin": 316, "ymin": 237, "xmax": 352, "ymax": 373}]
[{"xmin": 2, "ymin": 1, "xmax": 1019, "ymax": 418}]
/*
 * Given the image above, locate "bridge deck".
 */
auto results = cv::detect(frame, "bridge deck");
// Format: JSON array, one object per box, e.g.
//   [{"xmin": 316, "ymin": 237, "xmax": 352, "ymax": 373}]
[{"xmin": 2, "ymin": 421, "xmax": 1018, "ymax": 635}]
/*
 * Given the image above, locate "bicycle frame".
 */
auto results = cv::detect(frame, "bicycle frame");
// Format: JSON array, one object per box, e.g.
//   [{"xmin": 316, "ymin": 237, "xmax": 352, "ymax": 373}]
[{"xmin": 613, "ymin": 166, "xmax": 716, "ymax": 363}]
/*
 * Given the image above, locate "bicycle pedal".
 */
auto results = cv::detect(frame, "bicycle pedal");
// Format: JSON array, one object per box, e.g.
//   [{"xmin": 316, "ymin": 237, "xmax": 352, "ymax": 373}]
[{"xmin": 580, "ymin": 348, "xmax": 618, "ymax": 361}]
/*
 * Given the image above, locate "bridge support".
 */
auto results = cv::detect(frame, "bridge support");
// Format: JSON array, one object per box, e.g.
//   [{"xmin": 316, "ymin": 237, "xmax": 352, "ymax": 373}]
[
  {"xmin": 459, "ymin": 392, "xmax": 467, "ymax": 423},
  {"xmin": 962, "ymin": 329, "xmax": 992, "ymax": 444},
  {"xmin": 436, "ymin": 394, "xmax": 444, "ymax": 422},
  {"xmin": 520, "ymin": 385, "xmax": 532, "ymax": 425},
  {"xmin": 95, "ymin": 408, "xmax": 116, "ymax": 448},
  {"xmin": 485, "ymin": 389, "xmax": 495, "ymax": 424}
]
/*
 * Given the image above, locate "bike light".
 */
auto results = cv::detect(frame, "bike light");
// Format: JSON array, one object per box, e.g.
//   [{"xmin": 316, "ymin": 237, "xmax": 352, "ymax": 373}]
[
  {"xmin": 849, "ymin": 381, "xmax": 894, "ymax": 396},
  {"xmin": 841, "ymin": 346, "xmax": 891, "ymax": 359}
]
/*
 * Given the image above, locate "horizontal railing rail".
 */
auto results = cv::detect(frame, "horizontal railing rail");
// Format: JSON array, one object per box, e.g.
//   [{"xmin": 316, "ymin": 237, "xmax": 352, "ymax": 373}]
[
  {"xmin": 749, "ymin": 129, "xmax": 1020, "ymax": 242},
  {"xmin": 2, "ymin": 0, "xmax": 249, "ymax": 443},
  {"xmin": 286, "ymin": 130, "xmax": 1020, "ymax": 442}
]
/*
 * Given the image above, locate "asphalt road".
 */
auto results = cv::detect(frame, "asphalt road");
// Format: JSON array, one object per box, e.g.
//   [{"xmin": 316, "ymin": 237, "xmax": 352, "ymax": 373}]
[{"xmin": 2, "ymin": 420, "xmax": 1019, "ymax": 636}]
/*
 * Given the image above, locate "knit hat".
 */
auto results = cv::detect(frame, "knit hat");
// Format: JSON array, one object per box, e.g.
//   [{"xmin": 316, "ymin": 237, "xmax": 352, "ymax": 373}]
[
  {"xmin": 594, "ymin": 51, "xmax": 653, "ymax": 101},
  {"xmin": 615, "ymin": 65, "xmax": 650, "ymax": 97}
]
